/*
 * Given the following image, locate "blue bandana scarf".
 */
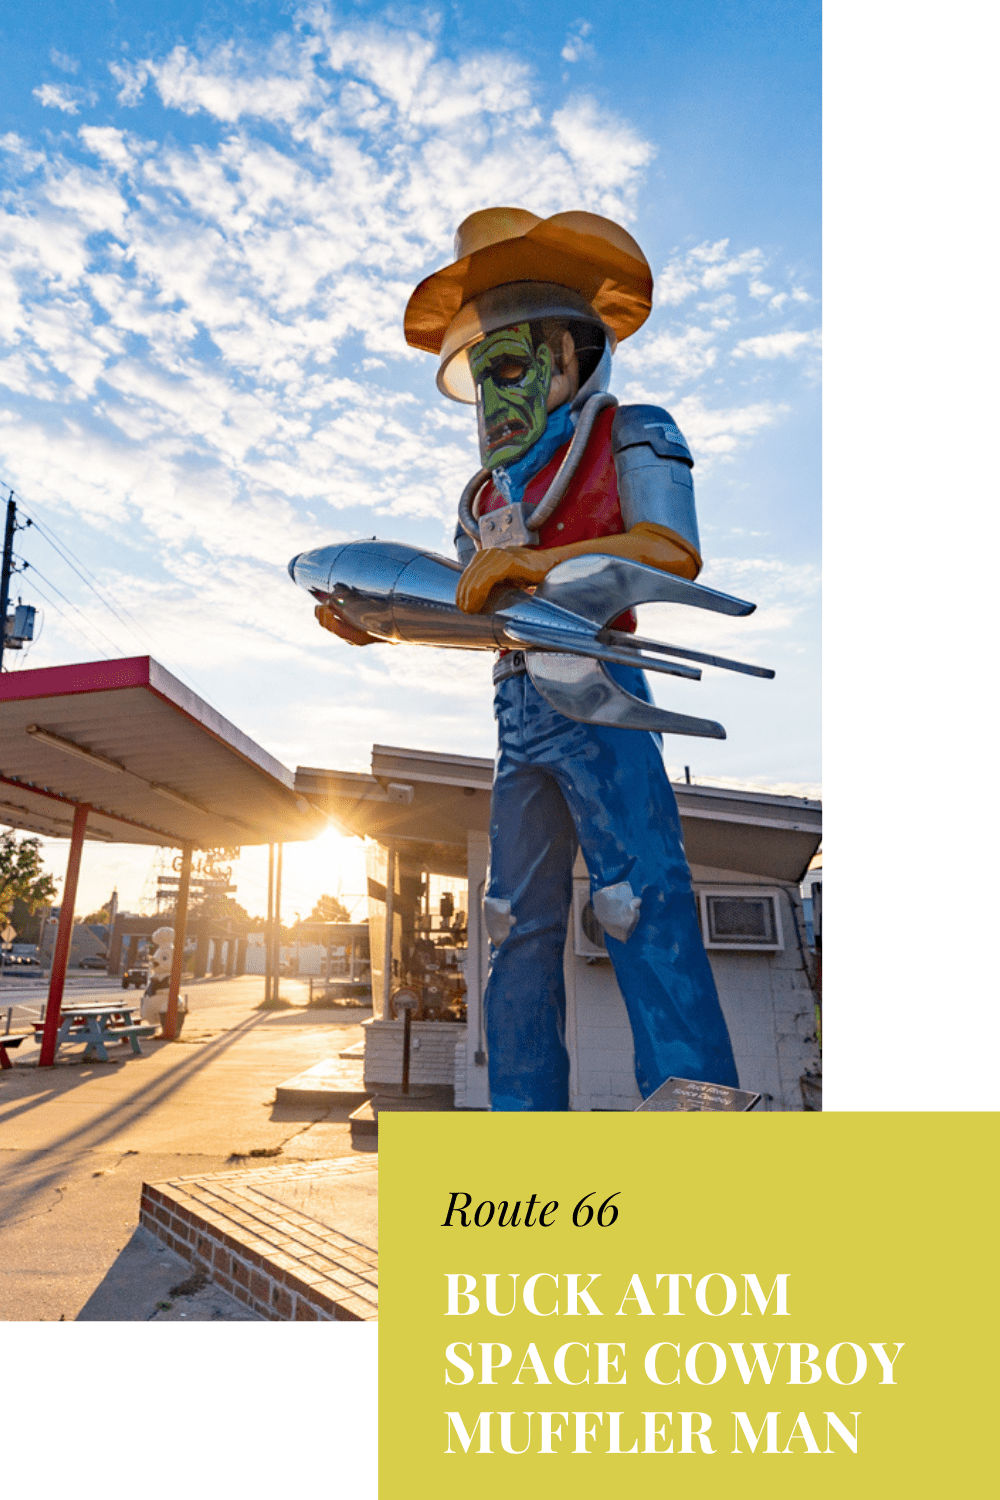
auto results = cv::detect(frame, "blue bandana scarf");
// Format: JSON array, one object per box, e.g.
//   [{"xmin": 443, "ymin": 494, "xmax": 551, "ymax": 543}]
[{"xmin": 491, "ymin": 402, "xmax": 576, "ymax": 509}]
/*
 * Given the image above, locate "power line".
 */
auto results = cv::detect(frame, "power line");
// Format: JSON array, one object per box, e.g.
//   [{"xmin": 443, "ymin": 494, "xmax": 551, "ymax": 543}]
[
  {"xmin": 25, "ymin": 573, "xmax": 116, "ymax": 661},
  {"xmin": 19, "ymin": 503, "xmax": 151, "ymax": 651},
  {"xmin": 0, "ymin": 479, "xmax": 219, "ymax": 701},
  {"xmin": 26, "ymin": 561, "xmax": 131, "ymax": 658}
]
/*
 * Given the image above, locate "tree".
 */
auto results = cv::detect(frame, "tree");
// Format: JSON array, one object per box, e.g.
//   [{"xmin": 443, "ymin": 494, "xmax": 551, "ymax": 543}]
[
  {"xmin": 0, "ymin": 830, "xmax": 58, "ymax": 934},
  {"xmin": 81, "ymin": 893, "xmax": 116, "ymax": 926},
  {"xmin": 176, "ymin": 893, "xmax": 254, "ymax": 931},
  {"xmin": 306, "ymin": 893, "xmax": 352, "ymax": 924}
]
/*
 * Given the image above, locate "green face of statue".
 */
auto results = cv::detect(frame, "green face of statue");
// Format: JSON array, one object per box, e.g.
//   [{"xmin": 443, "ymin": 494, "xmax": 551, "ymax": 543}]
[{"xmin": 469, "ymin": 323, "xmax": 553, "ymax": 470}]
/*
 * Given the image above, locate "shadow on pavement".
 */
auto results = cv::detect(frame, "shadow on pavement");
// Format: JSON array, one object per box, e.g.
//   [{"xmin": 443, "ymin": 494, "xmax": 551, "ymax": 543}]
[
  {"xmin": 0, "ymin": 1013, "xmax": 270, "ymax": 1219},
  {"xmin": 77, "ymin": 1225, "xmax": 259, "ymax": 1321},
  {"xmin": 249, "ymin": 1007, "xmax": 373, "ymax": 1028}
]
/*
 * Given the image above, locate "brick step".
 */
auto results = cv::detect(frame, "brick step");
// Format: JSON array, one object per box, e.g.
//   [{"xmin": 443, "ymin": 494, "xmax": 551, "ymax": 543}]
[{"xmin": 140, "ymin": 1157, "xmax": 378, "ymax": 1322}]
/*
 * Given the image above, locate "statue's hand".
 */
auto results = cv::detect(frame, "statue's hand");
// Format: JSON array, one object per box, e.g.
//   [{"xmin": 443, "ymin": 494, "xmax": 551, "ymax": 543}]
[
  {"xmin": 456, "ymin": 546, "xmax": 550, "ymax": 614},
  {"xmin": 314, "ymin": 602, "xmax": 380, "ymax": 646}
]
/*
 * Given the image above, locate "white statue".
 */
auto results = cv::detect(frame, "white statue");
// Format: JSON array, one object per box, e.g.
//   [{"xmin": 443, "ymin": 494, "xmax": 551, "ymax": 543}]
[{"xmin": 142, "ymin": 926, "xmax": 175, "ymax": 1023}]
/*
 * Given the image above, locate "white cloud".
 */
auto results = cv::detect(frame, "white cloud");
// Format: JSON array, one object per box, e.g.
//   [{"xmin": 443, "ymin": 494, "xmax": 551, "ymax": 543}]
[
  {"xmin": 551, "ymin": 96, "xmax": 654, "ymax": 211},
  {"xmin": 670, "ymin": 395, "xmax": 786, "ymax": 459},
  {"xmin": 561, "ymin": 20, "xmax": 595, "ymax": 64},
  {"xmin": 696, "ymin": 244, "xmax": 765, "ymax": 290},
  {"xmin": 149, "ymin": 40, "xmax": 323, "ymax": 124},
  {"xmin": 50, "ymin": 50, "xmax": 80, "ymax": 75},
  {"xmin": 655, "ymin": 263, "xmax": 699, "ymax": 307},
  {"xmin": 733, "ymin": 329, "xmax": 821, "ymax": 360},
  {"xmin": 33, "ymin": 83, "xmax": 82, "ymax": 114},
  {"xmin": 656, "ymin": 239, "xmax": 811, "ymax": 308},
  {"xmin": 612, "ymin": 384, "xmax": 786, "ymax": 473},
  {"xmin": 637, "ymin": 555, "xmax": 819, "ymax": 670},
  {"xmin": 617, "ymin": 324, "xmax": 718, "ymax": 380},
  {"xmin": 108, "ymin": 60, "xmax": 150, "ymax": 107},
  {"xmin": 78, "ymin": 126, "xmax": 137, "ymax": 172}
]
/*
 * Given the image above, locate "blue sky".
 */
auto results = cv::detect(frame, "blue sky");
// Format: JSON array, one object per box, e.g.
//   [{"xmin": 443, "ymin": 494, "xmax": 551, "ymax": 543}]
[{"xmin": 1, "ymin": 0, "xmax": 821, "ymax": 912}]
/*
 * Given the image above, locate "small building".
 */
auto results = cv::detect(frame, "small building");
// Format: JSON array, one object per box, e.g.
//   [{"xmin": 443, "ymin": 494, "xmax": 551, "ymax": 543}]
[
  {"xmin": 243, "ymin": 923, "xmax": 369, "ymax": 978},
  {"xmin": 297, "ymin": 745, "xmax": 822, "ymax": 1112}
]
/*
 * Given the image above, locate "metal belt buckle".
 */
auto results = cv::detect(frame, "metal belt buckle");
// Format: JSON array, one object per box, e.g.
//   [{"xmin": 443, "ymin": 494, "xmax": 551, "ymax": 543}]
[{"xmin": 492, "ymin": 651, "xmax": 527, "ymax": 684}]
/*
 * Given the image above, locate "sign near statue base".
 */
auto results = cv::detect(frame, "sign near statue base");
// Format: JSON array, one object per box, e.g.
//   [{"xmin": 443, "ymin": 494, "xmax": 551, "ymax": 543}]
[{"xmin": 636, "ymin": 1077, "xmax": 762, "ymax": 1111}]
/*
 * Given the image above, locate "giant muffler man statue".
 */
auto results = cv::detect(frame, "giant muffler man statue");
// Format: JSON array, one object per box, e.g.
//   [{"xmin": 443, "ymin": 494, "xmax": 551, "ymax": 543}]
[{"xmin": 305, "ymin": 207, "xmax": 774, "ymax": 1110}]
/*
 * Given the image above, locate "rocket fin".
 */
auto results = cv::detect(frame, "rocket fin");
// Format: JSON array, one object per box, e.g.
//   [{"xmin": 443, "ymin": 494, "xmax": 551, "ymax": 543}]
[
  {"xmin": 525, "ymin": 653, "xmax": 726, "ymax": 738},
  {"xmin": 535, "ymin": 554, "xmax": 756, "ymax": 625}
]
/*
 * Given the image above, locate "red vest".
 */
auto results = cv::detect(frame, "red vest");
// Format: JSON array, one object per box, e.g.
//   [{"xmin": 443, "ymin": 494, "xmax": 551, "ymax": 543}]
[{"xmin": 477, "ymin": 406, "xmax": 636, "ymax": 632}]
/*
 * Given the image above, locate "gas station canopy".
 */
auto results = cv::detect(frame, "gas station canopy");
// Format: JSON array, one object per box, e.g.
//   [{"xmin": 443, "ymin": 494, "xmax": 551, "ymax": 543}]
[{"xmin": 0, "ymin": 656, "xmax": 326, "ymax": 848}]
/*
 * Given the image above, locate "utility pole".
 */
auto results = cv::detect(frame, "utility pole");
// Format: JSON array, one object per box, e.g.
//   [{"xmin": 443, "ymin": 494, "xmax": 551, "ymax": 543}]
[{"xmin": 0, "ymin": 494, "xmax": 15, "ymax": 673}]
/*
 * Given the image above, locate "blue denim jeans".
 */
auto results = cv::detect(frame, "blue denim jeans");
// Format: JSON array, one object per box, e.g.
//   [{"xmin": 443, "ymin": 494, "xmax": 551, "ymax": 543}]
[{"xmin": 484, "ymin": 664, "xmax": 739, "ymax": 1110}]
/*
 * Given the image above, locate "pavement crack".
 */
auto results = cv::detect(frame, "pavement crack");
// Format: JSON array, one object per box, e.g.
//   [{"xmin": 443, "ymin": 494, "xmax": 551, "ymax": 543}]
[
  {"xmin": 226, "ymin": 1112, "xmax": 334, "ymax": 1163},
  {"xmin": 282, "ymin": 1112, "xmax": 335, "ymax": 1146},
  {"xmin": 4, "ymin": 1182, "xmax": 71, "ymax": 1230}
]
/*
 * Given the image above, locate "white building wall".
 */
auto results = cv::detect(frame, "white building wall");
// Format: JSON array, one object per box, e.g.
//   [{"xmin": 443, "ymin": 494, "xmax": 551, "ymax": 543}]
[
  {"xmin": 564, "ymin": 863, "xmax": 819, "ymax": 1113},
  {"xmin": 288, "ymin": 943, "xmax": 327, "ymax": 976},
  {"xmin": 363, "ymin": 1018, "xmax": 468, "ymax": 1087},
  {"xmin": 461, "ymin": 830, "xmax": 491, "ymax": 1109}
]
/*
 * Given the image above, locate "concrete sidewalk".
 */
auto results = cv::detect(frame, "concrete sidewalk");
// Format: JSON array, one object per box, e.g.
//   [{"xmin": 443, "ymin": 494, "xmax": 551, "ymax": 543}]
[{"xmin": 0, "ymin": 975, "xmax": 374, "ymax": 1321}]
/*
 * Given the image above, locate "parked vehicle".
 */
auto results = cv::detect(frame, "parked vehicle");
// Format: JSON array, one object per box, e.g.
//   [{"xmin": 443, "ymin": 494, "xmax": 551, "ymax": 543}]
[
  {"xmin": 122, "ymin": 965, "xmax": 149, "ymax": 990},
  {"xmin": 6, "ymin": 946, "xmax": 40, "ymax": 968},
  {"xmin": 78, "ymin": 954, "xmax": 108, "ymax": 970}
]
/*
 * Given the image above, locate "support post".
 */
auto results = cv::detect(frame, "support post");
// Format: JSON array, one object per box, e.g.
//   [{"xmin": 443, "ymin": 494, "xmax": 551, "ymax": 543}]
[
  {"xmin": 162, "ymin": 843, "xmax": 193, "ymax": 1041},
  {"xmin": 265, "ymin": 843, "xmax": 275, "ymax": 1003},
  {"xmin": 38, "ymin": 803, "xmax": 89, "ymax": 1067},
  {"xmin": 382, "ymin": 843, "xmax": 396, "ymax": 1020},
  {"xmin": 0, "ymin": 494, "xmax": 16, "ymax": 675},
  {"xmin": 274, "ymin": 844, "xmax": 283, "ymax": 1004}
]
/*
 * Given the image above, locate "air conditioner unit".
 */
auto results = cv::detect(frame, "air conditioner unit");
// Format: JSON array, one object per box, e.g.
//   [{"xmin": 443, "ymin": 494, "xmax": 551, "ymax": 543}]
[
  {"xmin": 572, "ymin": 883, "xmax": 609, "ymax": 959},
  {"xmin": 698, "ymin": 888, "xmax": 784, "ymax": 952}
]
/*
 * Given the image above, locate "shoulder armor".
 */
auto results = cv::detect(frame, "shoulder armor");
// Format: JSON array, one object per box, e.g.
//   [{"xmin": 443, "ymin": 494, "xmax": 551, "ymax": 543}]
[
  {"xmin": 612, "ymin": 404, "xmax": 693, "ymax": 466},
  {"xmin": 610, "ymin": 405, "xmax": 701, "ymax": 557},
  {"xmin": 454, "ymin": 522, "xmax": 477, "ymax": 569}
]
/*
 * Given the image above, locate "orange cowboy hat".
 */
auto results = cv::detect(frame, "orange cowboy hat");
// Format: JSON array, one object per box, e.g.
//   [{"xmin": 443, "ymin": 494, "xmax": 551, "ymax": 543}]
[{"xmin": 404, "ymin": 207, "xmax": 654, "ymax": 402}]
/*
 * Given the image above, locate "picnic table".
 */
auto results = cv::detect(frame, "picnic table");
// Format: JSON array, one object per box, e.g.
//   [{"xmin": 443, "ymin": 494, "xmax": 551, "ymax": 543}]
[
  {"xmin": 33, "ymin": 1003, "xmax": 157, "ymax": 1063},
  {"xmin": 0, "ymin": 1033, "xmax": 27, "ymax": 1070}
]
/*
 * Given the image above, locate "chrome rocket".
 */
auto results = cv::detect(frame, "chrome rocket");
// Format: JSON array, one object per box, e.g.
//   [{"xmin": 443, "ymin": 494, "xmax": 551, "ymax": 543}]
[{"xmin": 288, "ymin": 540, "xmax": 773, "ymax": 739}]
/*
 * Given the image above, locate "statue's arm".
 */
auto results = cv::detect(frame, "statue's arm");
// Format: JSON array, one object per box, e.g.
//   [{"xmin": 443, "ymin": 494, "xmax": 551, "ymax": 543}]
[{"xmin": 455, "ymin": 523, "xmax": 698, "ymax": 614}]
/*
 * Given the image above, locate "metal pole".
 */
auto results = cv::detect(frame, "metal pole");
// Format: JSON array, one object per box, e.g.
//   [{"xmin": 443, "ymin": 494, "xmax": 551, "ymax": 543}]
[
  {"xmin": 162, "ymin": 843, "xmax": 192, "ymax": 1041},
  {"xmin": 274, "ymin": 843, "xmax": 283, "ymax": 1004},
  {"xmin": 38, "ymin": 803, "xmax": 89, "ymax": 1067},
  {"xmin": 382, "ymin": 844, "xmax": 395, "ymax": 1020},
  {"xmin": 0, "ymin": 495, "xmax": 16, "ymax": 674},
  {"xmin": 401, "ymin": 1004, "xmax": 412, "ymax": 1095},
  {"xmin": 265, "ymin": 843, "xmax": 275, "ymax": 1004}
]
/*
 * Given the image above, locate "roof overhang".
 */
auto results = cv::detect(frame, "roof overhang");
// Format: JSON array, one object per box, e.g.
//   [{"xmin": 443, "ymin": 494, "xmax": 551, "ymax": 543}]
[
  {"xmin": 0, "ymin": 656, "xmax": 327, "ymax": 848},
  {"xmin": 297, "ymin": 744, "xmax": 822, "ymax": 885}
]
